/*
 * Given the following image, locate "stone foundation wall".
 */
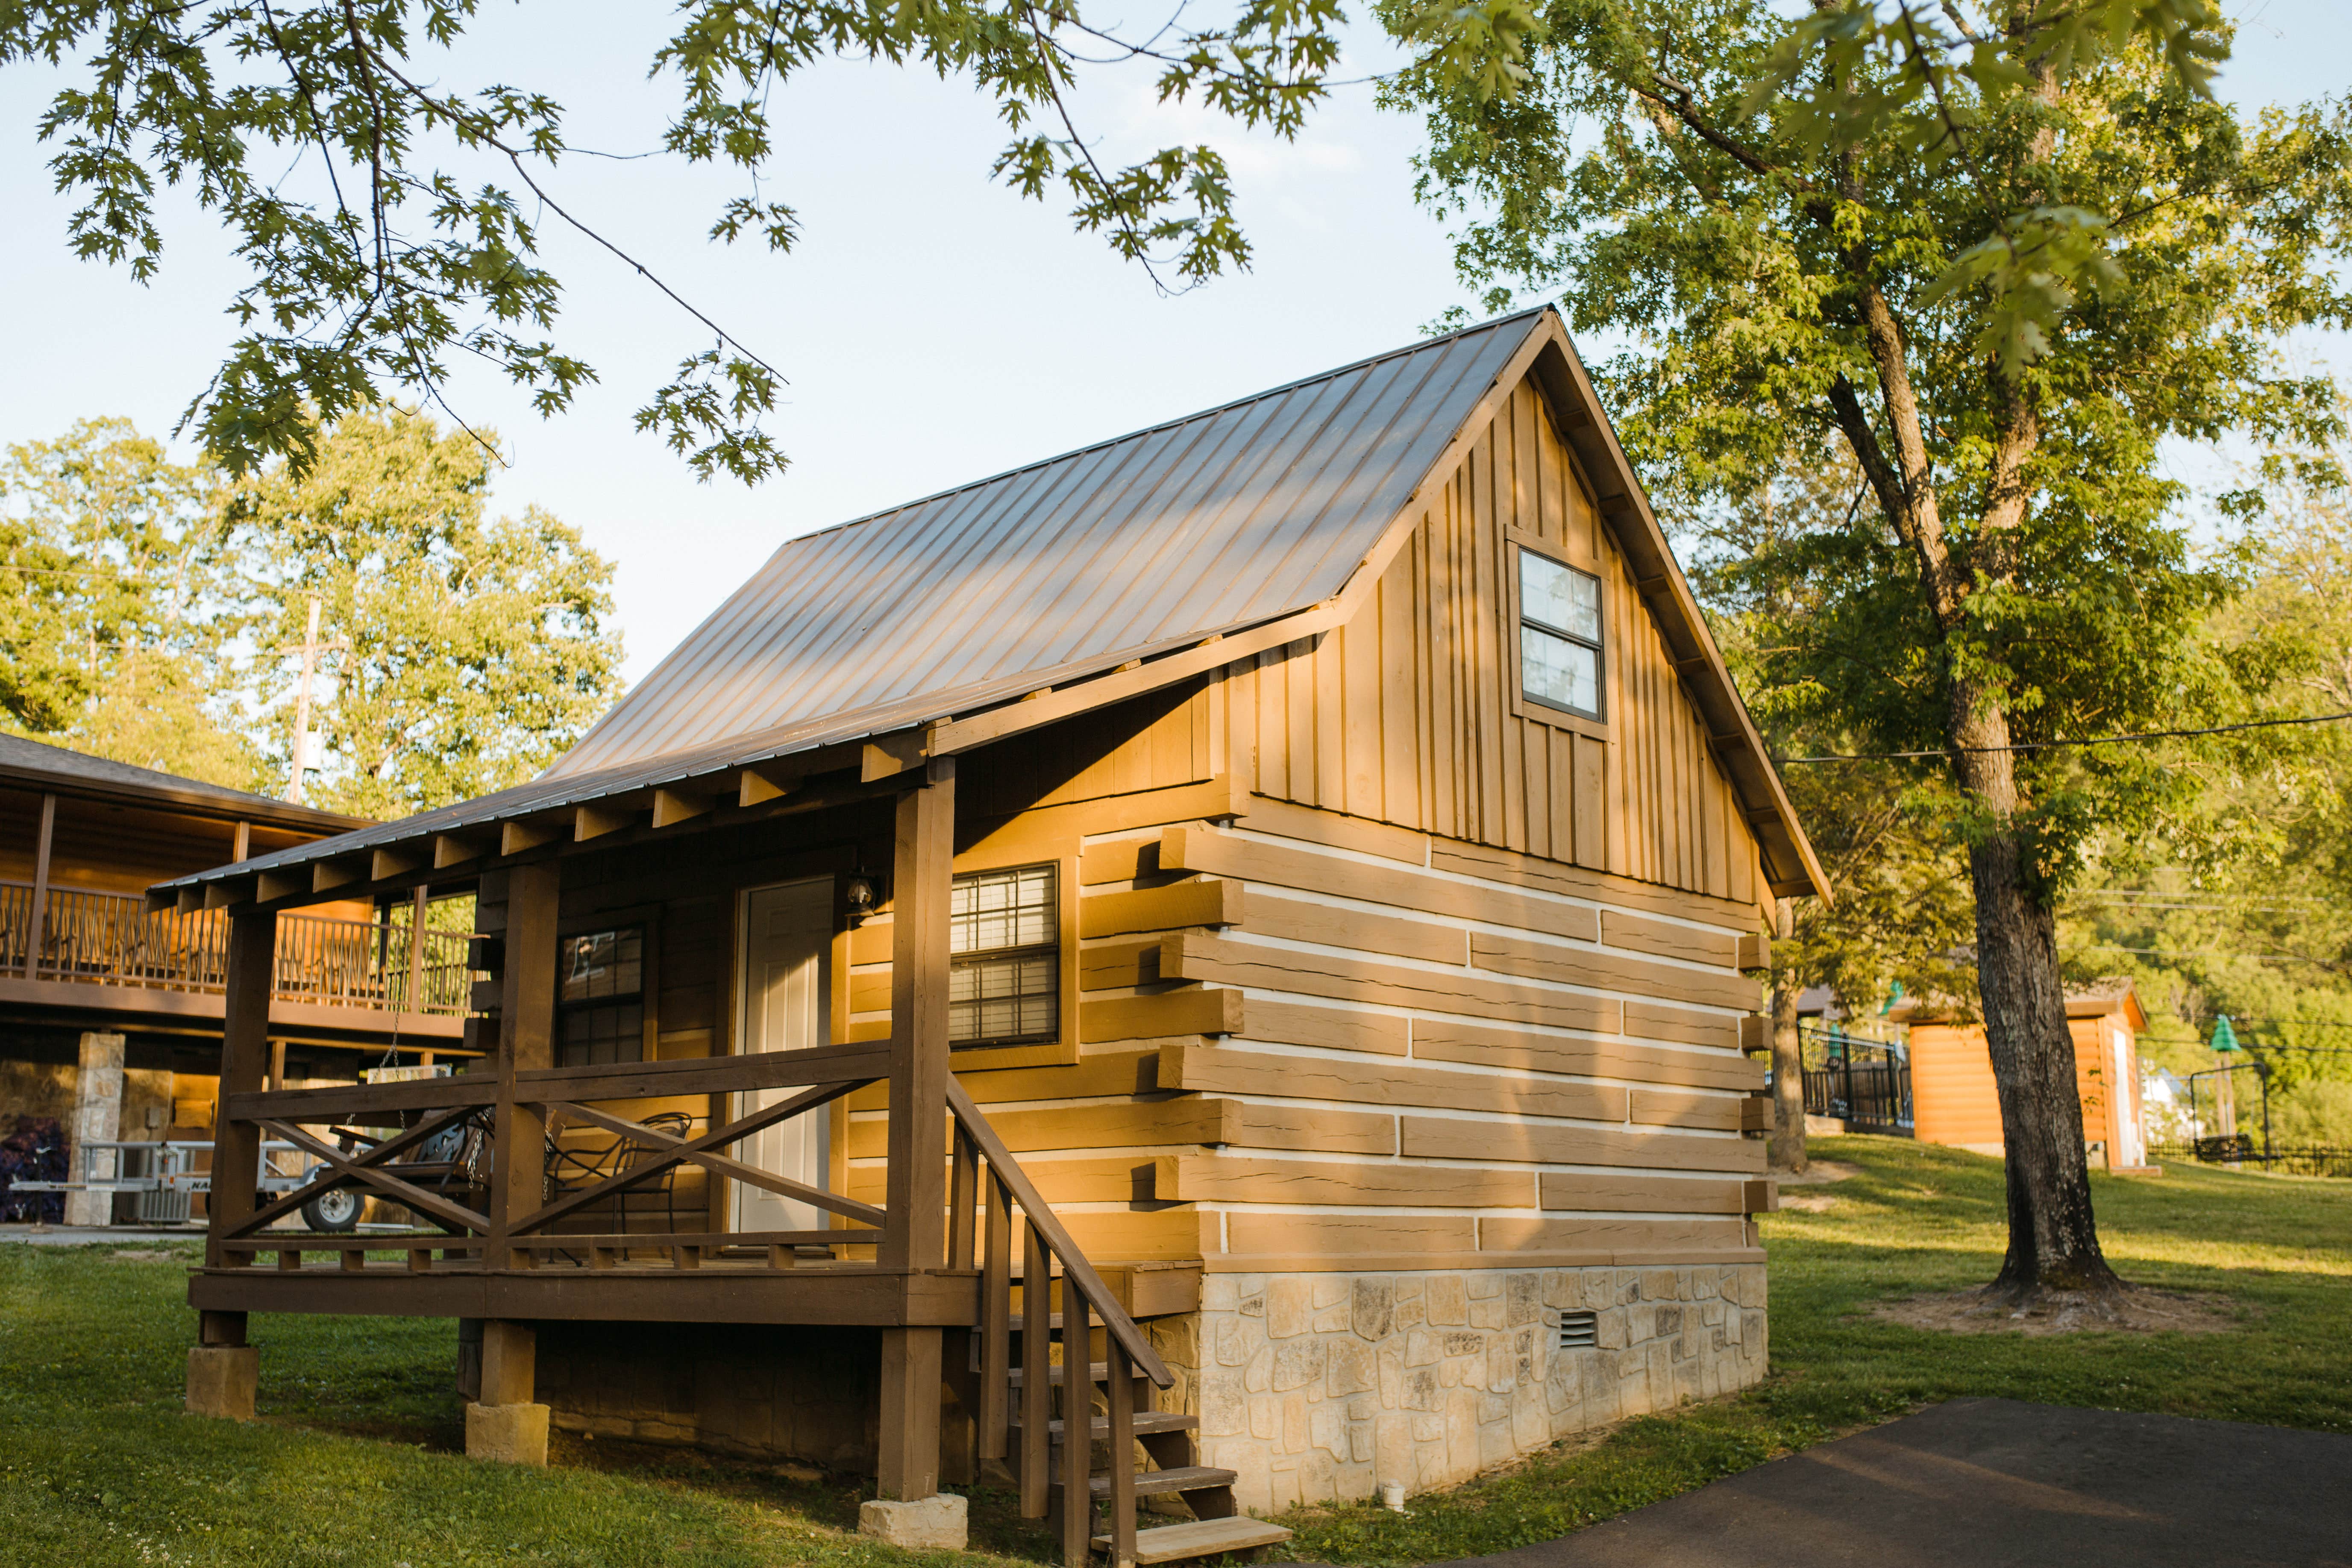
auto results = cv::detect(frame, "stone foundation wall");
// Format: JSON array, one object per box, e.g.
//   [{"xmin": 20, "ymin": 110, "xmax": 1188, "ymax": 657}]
[
  {"xmin": 526, "ymin": 1262, "xmax": 1764, "ymax": 1508},
  {"xmin": 1152, "ymin": 1264, "xmax": 1766, "ymax": 1516}
]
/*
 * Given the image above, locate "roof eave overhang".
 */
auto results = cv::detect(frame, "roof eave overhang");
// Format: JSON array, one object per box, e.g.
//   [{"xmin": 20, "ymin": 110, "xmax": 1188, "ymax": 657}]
[{"xmin": 0, "ymin": 761, "xmax": 370, "ymax": 835}]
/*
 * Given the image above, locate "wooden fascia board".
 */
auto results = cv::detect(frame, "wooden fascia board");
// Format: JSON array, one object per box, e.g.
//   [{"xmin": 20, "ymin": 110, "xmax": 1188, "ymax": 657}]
[
  {"xmin": 1520, "ymin": 317, "xmax": 1832, "ymax": 905},
  {"xmin": 1317, "ymin": 312, "xmax": 1565, "ymax": 631},
  {"xmin": 927, "ymin": 615, "xmax": 1328, "ymax": 757},
  {"xmin": 173, "ymin": 761, "xmax": 895, "ymax": 917}
]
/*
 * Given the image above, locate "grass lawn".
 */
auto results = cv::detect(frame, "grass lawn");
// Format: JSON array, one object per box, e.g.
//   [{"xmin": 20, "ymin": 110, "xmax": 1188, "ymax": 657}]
[{"xmin": 3, "ymin": 1136, "xmax": 2346, "ymax": 1567}]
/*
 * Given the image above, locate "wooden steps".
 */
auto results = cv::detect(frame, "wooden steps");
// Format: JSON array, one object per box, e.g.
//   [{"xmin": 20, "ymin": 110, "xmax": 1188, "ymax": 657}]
[
  {"xmin": 1076, "ymin": 1465, "xmax": 1237, "ymax": 1500},
  {"xmin": 1096, "ymin": 1517, "xmax": 1295, "ymax": 1565},
  {"xmin": 1005, "ymin": 1360, "xmax": 1111, "ymax": 1387},
  {"xmin": 1019, "ymin": 1410, "xmax": 1199, "ymax": 1439},
  {"xmin": 946, "ymin": 1086, "xmax": 1253, "ymax": 1565}
]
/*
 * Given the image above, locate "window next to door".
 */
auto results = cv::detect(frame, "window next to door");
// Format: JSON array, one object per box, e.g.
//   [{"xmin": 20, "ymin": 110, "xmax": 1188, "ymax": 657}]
[
  {"xmin": 558, "ymin": 925, "xmax": 644, "ymax": 1066},
  {"xmin": 949, "ymin": 864, "xmax": 1058, "ymax": 1047},
  {"xmin": 1518, "ymin": 545, "xmax": 1605, "ymax": 720}
]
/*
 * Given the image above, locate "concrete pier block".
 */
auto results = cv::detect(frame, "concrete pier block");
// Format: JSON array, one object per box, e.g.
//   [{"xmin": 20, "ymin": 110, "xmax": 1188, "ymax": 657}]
[
  {"xmin": 858, "ymin": 1492, "xmax": 968, "ymax": 1550},
  {"xmin": 466, "ymin": 1401, "xmax": 551, "ymax": 1465},
  {"xmin": 185, "ymin": 1346, "xmax": 259, "ymax": 1420}
]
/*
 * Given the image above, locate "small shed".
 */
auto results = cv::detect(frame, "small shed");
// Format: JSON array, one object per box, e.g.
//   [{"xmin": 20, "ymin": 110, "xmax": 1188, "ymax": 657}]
[
  {"xmin": 156, "ymin": 306, "xmax": 1827, "ymax": 1553},
  {"xmin": 1893, "ymin": 981, "xmax": 2150, "ymax": 1171}
]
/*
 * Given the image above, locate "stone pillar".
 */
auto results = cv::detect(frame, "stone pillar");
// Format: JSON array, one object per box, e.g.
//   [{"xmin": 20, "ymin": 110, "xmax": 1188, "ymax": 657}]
[
  {"xmin": 64, "ymin": 1031, "xmax": 125, "ymax": 1227},
  {"xmin": 186, "ymin": 1309, "xmax": 258, "ymax": 1420},
  {"xmin": 465, "ymin": 1318, "xmax": 549, "ymax": 1465}
]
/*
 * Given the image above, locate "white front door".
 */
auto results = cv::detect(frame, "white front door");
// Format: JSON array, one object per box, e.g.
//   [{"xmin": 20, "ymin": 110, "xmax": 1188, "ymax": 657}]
[{"xmin": 732, "ymin": 877, "xmax": 834, "ymax": 1233}]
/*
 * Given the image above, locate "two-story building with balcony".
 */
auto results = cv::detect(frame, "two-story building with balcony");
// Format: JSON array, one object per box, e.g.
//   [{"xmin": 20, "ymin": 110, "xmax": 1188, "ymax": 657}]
[{"xmin": 0, "ymin": 734, "xmax": 473, "ymax": 1223}]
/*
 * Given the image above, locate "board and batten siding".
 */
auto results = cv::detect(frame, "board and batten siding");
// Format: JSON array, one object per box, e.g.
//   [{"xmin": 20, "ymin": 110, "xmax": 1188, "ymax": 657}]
[{"xmin": 1223, "ymin": 379, "xmax": 1766, "ymax": 911}]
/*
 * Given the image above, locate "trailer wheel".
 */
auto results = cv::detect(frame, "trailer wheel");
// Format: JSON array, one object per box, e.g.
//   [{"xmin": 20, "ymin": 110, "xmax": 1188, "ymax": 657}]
[{"xmin": 302, "ymin": 1187, "xmax": 362, "ymax": 1233}]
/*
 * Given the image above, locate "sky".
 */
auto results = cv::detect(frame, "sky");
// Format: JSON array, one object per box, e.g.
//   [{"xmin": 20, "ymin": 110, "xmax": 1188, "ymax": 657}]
[{"xmin": 3, "ymin": 1, "xmax": 2347, "ymax": 686}]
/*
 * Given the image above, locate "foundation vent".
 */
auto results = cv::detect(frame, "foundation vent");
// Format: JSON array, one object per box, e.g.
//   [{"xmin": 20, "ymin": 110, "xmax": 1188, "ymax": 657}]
[{"xmin": 1557, "ymin": 1310, "xmax": 1598, "ymax": 1350}]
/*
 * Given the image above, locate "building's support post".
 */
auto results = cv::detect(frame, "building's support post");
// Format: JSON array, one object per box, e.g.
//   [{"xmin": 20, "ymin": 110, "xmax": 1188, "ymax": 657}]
[
  {"xmin": 204, "ymin": 911, "xmax": 276, "ymax": 1266},
  {"xmin": 404, "ymin": 884, "xmax": 429, "ymax": 1015},
  {"xmin": 465, "ymin": 1319, "xmax": 548, "ymax": 1465},
  {"xmin": 63, "ymin": 1031, "xmax": 126, "ymax": 1227},
  {"xmin": 24, "ymin": 792, "xmax": 54, "ymax": 978},
  {"xmin": 188, "ymin": 911, "xmax": 274, "ymax": 1418},
  {"xmin": 468, "ymin": 860, "xmax": 557, "ymax": 1465},
  {"xmin": 864, "ymin": 757, "xmax": 966, "ymax": 1550},
  {"xmin": 186, "ymin": 1309, "xmax": 257, "ymax": 1420}
]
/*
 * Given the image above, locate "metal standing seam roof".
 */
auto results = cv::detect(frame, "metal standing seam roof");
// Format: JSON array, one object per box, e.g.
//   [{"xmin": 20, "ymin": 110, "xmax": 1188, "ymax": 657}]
[
  {"xmin": 152, "ymin": 306, "xmax": 1827, "ymax": 900},
  {"xmin": 147, "ymin": 311, "xmax": 1542, "ymax": 890},
  {"xmin": 545, "ymin": 311, "xmax": 1538, "ymax": 779}
]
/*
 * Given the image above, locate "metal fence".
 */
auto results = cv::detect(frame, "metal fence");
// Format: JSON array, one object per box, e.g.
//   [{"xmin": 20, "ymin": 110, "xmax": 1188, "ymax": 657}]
[
  {"xmin": 1792, "ymin": 1025, "xmax": 1913, "ymax": 1131},
  {"xmin": 2150, "ymin": 1142, "xmax": 2352, "ymax": 1179},
  {"xmin": 0, "ymin": 881, "xmax": 473, "ymax": 1016}
]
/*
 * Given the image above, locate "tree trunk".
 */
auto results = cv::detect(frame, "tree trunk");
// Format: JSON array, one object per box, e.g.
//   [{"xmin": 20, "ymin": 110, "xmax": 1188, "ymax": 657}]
[
  {"xmin": 1952, "ymin": 693, "xmax": 2125, "ymax": 1301},
  {"xmin": 1827, "ymin": 225, "xmax": 2124, "ymax": 1300},
  {"xmin": 1767, "ymin": 898, "xmax": 1807, "ymax": 1175}
]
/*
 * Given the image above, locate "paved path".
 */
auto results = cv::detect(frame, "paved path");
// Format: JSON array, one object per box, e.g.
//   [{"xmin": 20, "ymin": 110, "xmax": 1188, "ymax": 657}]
[
  {"xmin": 1283, "ymin": 1398, "xmax": 2352, "ymax": 1568},
  {"xmin": 0, "ymin": 1224, "xmax": 204, "ymax": 1245}
]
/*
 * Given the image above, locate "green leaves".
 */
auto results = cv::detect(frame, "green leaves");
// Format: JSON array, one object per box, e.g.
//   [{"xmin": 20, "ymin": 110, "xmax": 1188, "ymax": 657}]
[
  {"xmin": 1924, "ymin": 206, "xmax": 2121, "ymax": 374},
  {"xmin": 1398, "ymin": 0, "xmax": 1546, "ymax": 106},
  {"xmin": 6, "ymin": 0, "xmax": 1359, "ymax": 484},
  {"xmin": 0, "ymin": 407, "xmax": 625, "ymax": 810},
  {"xmin": 1733, "ymin": 0, "xmax": 2230, "ymax": 374}
]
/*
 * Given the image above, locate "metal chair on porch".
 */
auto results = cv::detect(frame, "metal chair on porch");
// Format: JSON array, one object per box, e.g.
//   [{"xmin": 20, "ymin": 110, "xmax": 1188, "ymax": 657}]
[{"xmin": 542, "ymin": 1109, "xmax": 694, "ymax": 1249}]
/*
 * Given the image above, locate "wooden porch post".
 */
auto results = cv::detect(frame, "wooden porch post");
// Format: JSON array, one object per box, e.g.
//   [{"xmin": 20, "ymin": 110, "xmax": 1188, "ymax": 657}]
[
  {"xmin": 404, "ymin": 884, "xmax": 429, "ymax": 1014},
  {"xmin": 24, "ymin": 792, "xmax": 54, "ymax": 978},
  {"xmin": 490, "ymin": 859, "xmax": 560, "ymax": 1265},
  {"xmin": 470, "ymin": 858, "xmax": 558, "ymax": 1466},
  {"xmin": 188, "ymin": 908, "xmax": 274, "ymax": 1420},
  {"xmin": 877, "ymin": 757, "xmax": 954, "ymax": 1506}
]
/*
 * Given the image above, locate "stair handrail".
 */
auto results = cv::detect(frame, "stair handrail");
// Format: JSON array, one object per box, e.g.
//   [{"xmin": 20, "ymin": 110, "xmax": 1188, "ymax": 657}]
[{"xmin": 945, "ymin": 1076, "xmax": 1172, "ymax": 1387}]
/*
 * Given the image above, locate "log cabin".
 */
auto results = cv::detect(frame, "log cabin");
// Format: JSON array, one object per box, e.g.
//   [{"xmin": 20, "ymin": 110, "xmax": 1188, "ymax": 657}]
[
  {"xmin": 152, "ymin": 305, "xmax": 1827, "ymax": 1562},
  {"xmin": 0, "ymin": 734, "xmax": 468, "ymax": 1224}
]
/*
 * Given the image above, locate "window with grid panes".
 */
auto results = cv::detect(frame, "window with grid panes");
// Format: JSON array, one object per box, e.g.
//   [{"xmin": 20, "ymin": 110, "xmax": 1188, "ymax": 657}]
[
  {"xmin": 555, "ymin": 925, "xmax": 644, "ymax": 1066},
  {"xmin": 948, "ymin": 864, "xmax": 1058, "ymax": 1046},
  {"xmin": 1518, "ymin": 546, "xmax": 1605, "ymax": 719}
]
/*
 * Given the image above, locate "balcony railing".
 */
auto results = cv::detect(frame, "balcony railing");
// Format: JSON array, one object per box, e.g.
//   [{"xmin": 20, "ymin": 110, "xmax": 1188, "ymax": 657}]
[{"xmin": 0, "ymin": 880, "xmax": 475, "ymax": 1016}]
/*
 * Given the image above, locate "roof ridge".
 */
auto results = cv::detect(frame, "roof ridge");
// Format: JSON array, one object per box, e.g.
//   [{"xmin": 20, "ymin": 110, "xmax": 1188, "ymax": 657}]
[{"xmin": 781, "ymin": 307, "xmax": 1551, "ymax": 548}]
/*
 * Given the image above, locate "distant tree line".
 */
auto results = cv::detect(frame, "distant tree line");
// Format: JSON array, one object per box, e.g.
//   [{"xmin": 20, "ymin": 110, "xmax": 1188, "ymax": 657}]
[{"xmin": 0, "ymin": 408, "xmax": 623, "ymax": 819}]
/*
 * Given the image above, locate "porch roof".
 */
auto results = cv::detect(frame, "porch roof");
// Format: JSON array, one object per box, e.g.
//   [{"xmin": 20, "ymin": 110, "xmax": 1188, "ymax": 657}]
[
  {"xmin": 154, "ymin": 308, "xmax": 1829, "ymax": 907},
  {"xmin": 0, "ymin": 731, "xmax": 368, "ymax": 834}
]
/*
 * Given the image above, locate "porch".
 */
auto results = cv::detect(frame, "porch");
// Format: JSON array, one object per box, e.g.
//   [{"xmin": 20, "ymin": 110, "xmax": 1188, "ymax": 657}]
[{"xmin": 173, "ymin": 756, "xmax": 1264, "ymax": 1566}]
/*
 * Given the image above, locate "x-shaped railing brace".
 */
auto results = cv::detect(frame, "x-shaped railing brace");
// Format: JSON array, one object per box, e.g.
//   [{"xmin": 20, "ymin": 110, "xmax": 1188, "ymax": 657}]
[
  {"xmin": 506, "ymin": 1076, "xmax": 885, "ymax": 1238},
  {"xmin": 245, "ymin": 1110, "xmax": 494, "ymax": 1238}
]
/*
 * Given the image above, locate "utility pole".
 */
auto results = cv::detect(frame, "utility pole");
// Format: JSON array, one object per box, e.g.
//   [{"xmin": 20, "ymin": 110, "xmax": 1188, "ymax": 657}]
[{"xmin": 278, "ymin": 593, "xmax": 349, "ymax": 805}]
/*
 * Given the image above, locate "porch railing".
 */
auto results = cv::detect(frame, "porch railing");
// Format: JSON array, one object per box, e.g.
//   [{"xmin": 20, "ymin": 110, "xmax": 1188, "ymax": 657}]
[
  {"xmin": 0, "ymin": 880, "xmax": 473, "ymax": 1015},
  {"xmin": 205, "ymin": 1048, "xmax": 1177, "ymax": 1565}
]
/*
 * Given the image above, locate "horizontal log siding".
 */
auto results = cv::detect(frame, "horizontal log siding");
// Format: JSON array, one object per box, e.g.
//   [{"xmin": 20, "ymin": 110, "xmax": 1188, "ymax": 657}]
[
  {"xmin": 1220, "ymin": 379, "xmax": 1768, "ymax": 910},
  {"xmin": 1026, "ymin": 806, "xmax": 1770, "ymax": 1271}
]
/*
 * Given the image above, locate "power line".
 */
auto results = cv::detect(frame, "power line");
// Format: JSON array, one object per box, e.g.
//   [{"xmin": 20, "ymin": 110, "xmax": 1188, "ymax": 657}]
[
  {"xmin": 1779, "ymin": 709, "xmax": 2352, "ymax": 763},
  {"xmin": 2076, "ymin": 940, "xmax": 2332, "ymax": 964}
]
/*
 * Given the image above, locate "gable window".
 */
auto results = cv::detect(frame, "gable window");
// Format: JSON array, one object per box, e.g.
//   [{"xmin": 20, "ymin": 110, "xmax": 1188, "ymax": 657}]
[
  {"xmin": 949, "ymin": 864, "xmax": 1058, "ymax": 1047},
  {"xmin": 1519, "ymin": 547, "xmax": 1604, "ymax": 719},
  {"xmin": 557, "ymin": 925, "xmax": 644, "ymax": 1067}
]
